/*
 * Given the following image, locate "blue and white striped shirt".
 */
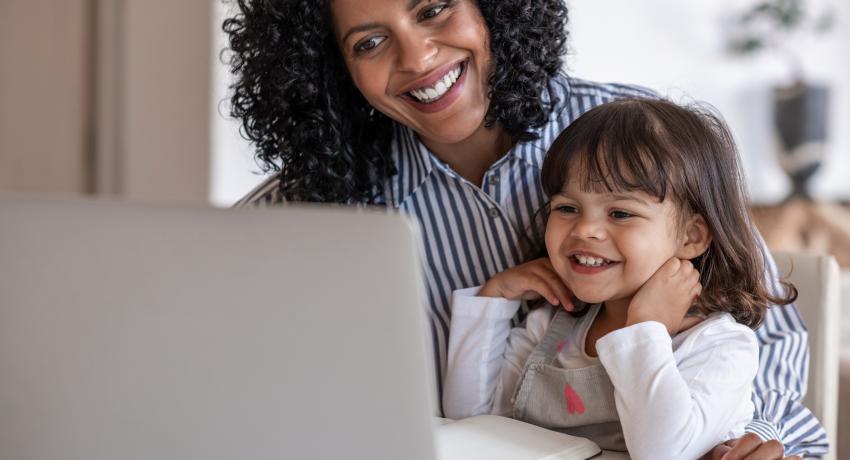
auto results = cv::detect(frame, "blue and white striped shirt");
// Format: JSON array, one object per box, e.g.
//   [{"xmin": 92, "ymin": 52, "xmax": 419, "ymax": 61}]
[{"xmin": 236, "ymin": 74, "xmax": 828, "ymax": 457}]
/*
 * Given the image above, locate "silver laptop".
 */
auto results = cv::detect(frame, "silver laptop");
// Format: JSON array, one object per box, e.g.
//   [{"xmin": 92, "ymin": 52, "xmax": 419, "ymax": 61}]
[{"xmin": 0, "ymin": 198, "xmax": 437, "ymax": 460}]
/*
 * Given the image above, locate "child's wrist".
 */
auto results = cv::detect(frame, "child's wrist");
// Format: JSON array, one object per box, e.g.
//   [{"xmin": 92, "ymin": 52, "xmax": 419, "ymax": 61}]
[
  {"xmin": 477, "ymin": 280, "xmax": 502, "ymax": 298},
  {"xmin": 625, "ymin": 307, "xmax": 657, "ymax": 328}
]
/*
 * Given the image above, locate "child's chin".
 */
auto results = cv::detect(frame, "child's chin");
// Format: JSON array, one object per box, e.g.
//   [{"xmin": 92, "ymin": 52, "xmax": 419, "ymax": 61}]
[{"xmin": 571, "ymin": 293, "xmax": 605, "ymax": 307}]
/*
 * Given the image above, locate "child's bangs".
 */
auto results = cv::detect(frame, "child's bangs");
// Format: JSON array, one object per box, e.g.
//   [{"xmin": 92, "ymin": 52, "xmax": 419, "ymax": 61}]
[
  {"xmin": 541, "ymin": 99, "xmax": 696, "ymax": 209},
  {"xmin": 566, "ymin": 138, "xmax": 671, "ymax": 201}
]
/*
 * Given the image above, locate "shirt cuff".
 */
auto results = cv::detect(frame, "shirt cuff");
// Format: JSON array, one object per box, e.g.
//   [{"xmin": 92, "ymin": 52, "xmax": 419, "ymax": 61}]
[
  {"xmin": 745, "ymin": 419, "xmax": 782, "ymax": 442},
  {"xmin": 595, "ymin": 320, "xmax": 670, "ymax": 354},
  {"xmin": 451, "ymin": 286, "xmax": 521, "ymax": 320}
]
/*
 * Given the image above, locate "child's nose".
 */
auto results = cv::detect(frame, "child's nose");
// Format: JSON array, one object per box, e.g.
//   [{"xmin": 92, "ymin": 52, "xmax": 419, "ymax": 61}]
[{"xmin": 570, "ymin": 216, "xmax": 606, "ymax": 240}]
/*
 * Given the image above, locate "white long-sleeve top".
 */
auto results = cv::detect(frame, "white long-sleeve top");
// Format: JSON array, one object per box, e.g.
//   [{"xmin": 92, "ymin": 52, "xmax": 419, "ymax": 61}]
[{"xmin": 443, "ymin": 287, "xmax": 760, "ymax": 460}]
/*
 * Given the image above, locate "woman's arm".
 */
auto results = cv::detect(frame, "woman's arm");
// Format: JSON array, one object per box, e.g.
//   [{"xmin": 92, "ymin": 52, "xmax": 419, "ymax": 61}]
[{"xmin": 596, "ymin": 317, "xmax": 759, "ymax": 460}]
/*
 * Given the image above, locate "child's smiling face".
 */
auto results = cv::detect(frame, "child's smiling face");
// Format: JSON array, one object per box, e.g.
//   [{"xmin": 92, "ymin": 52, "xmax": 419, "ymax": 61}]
[{"xmin": 544, "ymin": 175, "xmax": 687, "ymax": 309}]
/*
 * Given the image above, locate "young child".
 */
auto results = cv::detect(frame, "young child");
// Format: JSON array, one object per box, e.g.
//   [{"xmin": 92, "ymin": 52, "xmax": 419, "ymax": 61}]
[{"xmin": 442, "ymin": 98, "xmax": 797, "ymax": 460}]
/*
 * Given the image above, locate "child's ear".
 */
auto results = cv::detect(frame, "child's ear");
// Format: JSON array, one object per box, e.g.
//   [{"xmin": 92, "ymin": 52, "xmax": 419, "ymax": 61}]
[{"xmin": 676, "ymin": 214, "xmax": 712, "ymax": 260}]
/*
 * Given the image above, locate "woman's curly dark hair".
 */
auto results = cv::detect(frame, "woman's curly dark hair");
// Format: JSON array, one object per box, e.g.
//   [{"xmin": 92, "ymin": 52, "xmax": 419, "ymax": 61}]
[{"xmin": 223, "ymin": 0, "xmax": 569, "ymax": 203}]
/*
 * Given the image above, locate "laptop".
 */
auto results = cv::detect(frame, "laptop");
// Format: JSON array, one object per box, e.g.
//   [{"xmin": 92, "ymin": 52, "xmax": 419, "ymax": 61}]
[
  {"xmin": 0, "ymin": 198, "xmax": 606, "ymax": 460},
  {"xmin": 0, "ymin": 198, "xmax": 438, "ymax": 460}
]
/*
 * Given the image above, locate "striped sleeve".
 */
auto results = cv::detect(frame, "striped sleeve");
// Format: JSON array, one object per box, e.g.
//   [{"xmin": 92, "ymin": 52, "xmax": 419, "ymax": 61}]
[
  {"xmin": 232, "ymin": 175, "xmax": 283, "ymax": 208},
  {"xmin": 747, "ymin": 245, "xmax": 829, "ymax": 457}
]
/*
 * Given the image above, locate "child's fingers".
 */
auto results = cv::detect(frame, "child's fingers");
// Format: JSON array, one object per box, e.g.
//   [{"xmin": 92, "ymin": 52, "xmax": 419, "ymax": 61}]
[
  {"xmin": 691, "ymin": 283, "xmax": 703, "ymax": 301},
  {"xmin": 521, "ymin": 271, "xmax": 567, "ymax": 307},
  {"xmin": 536, "ymin": 267, "xmax": 573, "ymax": 308},
  {"xmin": 523, "ymin": 277, "xmax": 560, "ymax": 306},
  {"xmin": 660, "ymin": 257, "xmax": 682, "ymax": 275}
]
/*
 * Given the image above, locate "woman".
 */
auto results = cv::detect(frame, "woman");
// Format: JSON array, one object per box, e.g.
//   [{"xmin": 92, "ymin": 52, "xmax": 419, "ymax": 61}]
[{"xmin": 224, "ymin": 1, "xmax": 824, "ymax": 458}]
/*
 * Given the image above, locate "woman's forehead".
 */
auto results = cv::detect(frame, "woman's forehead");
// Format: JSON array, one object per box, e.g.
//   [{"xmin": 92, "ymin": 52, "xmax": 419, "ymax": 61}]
[{"xmin": 331, "ymin": 0, "xmax": 434, "ymax": 23}]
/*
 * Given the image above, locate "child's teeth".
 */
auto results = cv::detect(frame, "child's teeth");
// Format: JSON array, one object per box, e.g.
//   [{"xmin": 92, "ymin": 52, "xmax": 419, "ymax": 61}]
[{"xmin": 576, "ymin": 255, "xmax": 606, "ymax": 267}]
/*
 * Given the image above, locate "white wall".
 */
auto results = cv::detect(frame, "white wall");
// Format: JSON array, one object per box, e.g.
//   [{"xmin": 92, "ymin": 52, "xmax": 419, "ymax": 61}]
[
  {"xmin": 567, "ymin": 0, "xmax": 850, "ymax": 203},
  {"xmin": 210, "ymin": 1, "xmax": 265, "ymax": 207},
  {"xmin": 211, "ymin": 0, "xmax": 850, "ymax": 205}
]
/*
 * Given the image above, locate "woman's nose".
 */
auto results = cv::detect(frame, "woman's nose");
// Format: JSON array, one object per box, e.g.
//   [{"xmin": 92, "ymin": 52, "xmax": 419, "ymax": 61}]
[{"xmin": 395, "ymin": 32, "xmax": 437, "ymax": 73}]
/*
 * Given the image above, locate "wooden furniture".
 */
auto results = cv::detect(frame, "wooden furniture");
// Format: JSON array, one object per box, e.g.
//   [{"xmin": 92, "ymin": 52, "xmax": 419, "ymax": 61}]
[{"xmin": 751, "ymin": 200, "xmax": 850, "ymax": 268}]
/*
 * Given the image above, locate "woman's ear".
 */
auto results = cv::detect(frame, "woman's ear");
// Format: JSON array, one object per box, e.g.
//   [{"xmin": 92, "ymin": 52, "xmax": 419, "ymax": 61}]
[{"xmin": 676, "ymin": 214, "xmax": 712, "ymax": 260}]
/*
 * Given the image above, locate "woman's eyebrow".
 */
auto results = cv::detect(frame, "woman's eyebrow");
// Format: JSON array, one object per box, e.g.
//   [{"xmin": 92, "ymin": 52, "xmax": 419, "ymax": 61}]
[
  {"xmin": 341, "ymin": 0, "xmax": 429, "ymax": 44},
  {"xmin": 341, "ymin": 23, "xmax": 382, "ymax": 45}
]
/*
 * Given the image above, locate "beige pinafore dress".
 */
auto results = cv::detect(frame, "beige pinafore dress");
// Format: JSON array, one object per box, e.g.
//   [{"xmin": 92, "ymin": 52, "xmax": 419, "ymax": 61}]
[{"xmin": 510, "ymin": 306, "xmax": 627, "ymax": 451}]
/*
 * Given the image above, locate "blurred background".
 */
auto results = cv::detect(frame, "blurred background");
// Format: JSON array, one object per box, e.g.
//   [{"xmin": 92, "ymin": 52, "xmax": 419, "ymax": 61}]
[
  {"xmin": 6, "ymin": 0, "xmax": 848, "ymax": 262},
  {"xmin": 2, "ymin": 0, "xmax": 848, "ymax": 205},
  {"xmin": 2, "ymin": 0, "xmax": 850, "ymax": 455}
]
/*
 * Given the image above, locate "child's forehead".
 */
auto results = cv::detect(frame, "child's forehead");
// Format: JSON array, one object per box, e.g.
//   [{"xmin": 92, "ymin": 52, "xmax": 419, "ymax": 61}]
[{"xmin": 557, "ymin": 180, "xmax": 661, "ymax": 204}]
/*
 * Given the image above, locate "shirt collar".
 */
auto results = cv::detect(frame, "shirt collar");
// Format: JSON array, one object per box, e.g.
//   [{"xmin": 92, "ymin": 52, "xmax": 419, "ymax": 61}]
[
  {"xmin": 386, "ymin": 122, "xmax": 548, "ymax": 207},
  {"xmin": 386, "ymin": 73, "xmax": 570, "ymax": 206},
  {"xmin": 388, "ymin": 124, "xmax": 434, "ymax": 207}
]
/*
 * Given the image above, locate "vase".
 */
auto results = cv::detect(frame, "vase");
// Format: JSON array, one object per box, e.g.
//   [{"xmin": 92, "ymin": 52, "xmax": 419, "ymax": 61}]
[{"xmin": 773, "ymin": 81, "xmax": 830, "ymax": 200}]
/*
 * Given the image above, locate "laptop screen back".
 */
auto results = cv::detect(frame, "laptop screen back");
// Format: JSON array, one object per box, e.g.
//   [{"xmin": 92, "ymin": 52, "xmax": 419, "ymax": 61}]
[{"xmin": 0, "ymin": 199, "xmax": 436, "ymax": 460}]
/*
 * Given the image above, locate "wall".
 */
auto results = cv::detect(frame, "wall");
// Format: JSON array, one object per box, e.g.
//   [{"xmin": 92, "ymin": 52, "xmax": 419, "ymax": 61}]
[
  {"xmin": 0, "ymin": 0, "xmax": 213, "ymax": 205},
  {"xmin": 210, "ymin": 1, "xmax": 263, "ymax": 207},
  {"xmin": 0, "ymin": 0, "xmax": 92, "ymax": 195},
  {"xmin": 99, "ymin": 0, "xmax": 213, "ymax": 204},
  {"xmin": 210, "ymin": 0, "xmax": 850, "ymax": 205},
  {"xmin": 567, "ymin": 0, "xmax": 850, "ymax": 203}
]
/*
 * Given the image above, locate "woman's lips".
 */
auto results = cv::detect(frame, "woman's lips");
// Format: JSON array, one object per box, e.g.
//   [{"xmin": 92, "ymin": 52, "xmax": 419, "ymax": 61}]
[
  {"xmin": 400, "ymin": 61, "xmax": 467, "ymax": 114},
  {"xmin": 399, "ymin": 59, "xmax": 466, "ymax": 95}
]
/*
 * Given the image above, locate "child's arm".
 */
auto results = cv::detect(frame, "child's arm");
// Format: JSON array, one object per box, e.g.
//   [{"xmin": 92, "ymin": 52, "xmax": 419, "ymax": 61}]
[
  {"xmin": 597, "ymin": 317, "xmax": 759, "ymax": 460},
  {"xmin": 443, "ymin": 258, "xmax": 567, "ymax": 420},
  {"xmin": 442, "ymin": 289, "xmax": 553, "ymax": 419}
]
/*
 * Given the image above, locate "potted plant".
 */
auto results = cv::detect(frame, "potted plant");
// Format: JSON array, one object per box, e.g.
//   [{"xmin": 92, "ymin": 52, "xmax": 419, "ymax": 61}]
[{"xmin": 727, "ymin": 0, "xmax": 836, "ymax": 200}]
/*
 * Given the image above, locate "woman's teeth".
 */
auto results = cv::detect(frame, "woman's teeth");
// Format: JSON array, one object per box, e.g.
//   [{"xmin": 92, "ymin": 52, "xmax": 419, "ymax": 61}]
[
  {"xmin": 574, "ymin": 255, "xmax": 609, "ymax": 267},
  {"xmin": 408, "ymin": 64, "xmax": 462, "ymax": 104}
]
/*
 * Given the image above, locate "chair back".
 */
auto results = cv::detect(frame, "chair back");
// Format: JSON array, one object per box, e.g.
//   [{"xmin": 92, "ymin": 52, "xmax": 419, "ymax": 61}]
[{"xmin": 773, "ymin": 251, "xmax": 840, "ymax": 460}]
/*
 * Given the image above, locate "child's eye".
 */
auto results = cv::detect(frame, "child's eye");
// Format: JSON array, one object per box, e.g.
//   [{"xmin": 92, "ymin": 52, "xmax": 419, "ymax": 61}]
[
  {"xmin": 553, "ymin": 205, "xmax": 578, "ymax": 214},
  {"xmin": 354, "ymin": 36, "xmax": 387, "ymax": 54},
  {"xmin": 610, "ymin": 210, "xmax": 634, "ymax": 219},
  {"xmin": 419, "ymin": 2, "xmax": 450, "ymax": 21}
]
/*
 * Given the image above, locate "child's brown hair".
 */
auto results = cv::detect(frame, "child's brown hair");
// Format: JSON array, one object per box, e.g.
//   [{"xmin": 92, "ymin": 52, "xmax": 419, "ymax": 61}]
[{"xmin": 540, "ymin": 98, "xmax": 796, "ymax": 328}]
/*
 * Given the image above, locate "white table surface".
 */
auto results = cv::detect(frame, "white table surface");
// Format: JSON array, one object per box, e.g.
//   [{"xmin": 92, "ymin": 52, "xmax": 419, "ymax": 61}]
[{"xmin": 434, "ymin": 417, "xmax": 630, "ymax": 459}]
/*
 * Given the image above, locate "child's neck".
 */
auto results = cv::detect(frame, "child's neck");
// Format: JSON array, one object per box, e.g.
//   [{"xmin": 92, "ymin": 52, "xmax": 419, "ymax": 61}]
[
  {"xmin": 584, "ymin": 298, "xmax": 632, "ymax": 357},
  {"xmin": 599, "ymin": 298, "xmax": 631, "ymax": 328}
]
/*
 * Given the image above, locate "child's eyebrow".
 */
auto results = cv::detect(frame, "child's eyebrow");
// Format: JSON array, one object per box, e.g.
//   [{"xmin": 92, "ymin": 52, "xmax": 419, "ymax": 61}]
[
  {"xmin": 554, "ymin": 191, "xmax": 652, "ymax": 206},
  {"xmin": 607, "ymin": 193, "xmax": 650, "ymax": 206}
]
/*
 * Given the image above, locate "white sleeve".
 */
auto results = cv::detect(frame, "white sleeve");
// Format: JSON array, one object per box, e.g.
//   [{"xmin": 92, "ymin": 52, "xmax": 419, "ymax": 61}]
[
  {"xmin": 442, "ymin": 287, "xmax": 552, "ymax": 420},
  {"xmin": 595, "ymin": 318, "xmax": 759, "ymax": 460}
]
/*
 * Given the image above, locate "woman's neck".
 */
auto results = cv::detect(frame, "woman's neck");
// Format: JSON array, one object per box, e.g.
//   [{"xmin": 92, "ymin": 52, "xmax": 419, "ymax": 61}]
[{"xmin": 419, "ymin": 123, "xmax": 515, "ymax": 187}]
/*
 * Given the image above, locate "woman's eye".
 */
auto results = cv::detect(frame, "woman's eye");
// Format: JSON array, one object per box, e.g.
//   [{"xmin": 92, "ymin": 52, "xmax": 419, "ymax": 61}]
[
  {"xmin": 610, "ymin": 210, "xmax": 634, "ymax": 219},
  {"xmin": 354, "ymin": 36, "xmax": 386, "ymax": 54},
  {"xmin": 420, "ymin": 3, "xmax": 448, "ymax": 20}
]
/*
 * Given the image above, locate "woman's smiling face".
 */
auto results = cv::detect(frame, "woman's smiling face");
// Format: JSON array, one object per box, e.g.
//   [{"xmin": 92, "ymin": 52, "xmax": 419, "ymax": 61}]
[{"xmin": 331, "ymin": 0, "xmax": 493, "ymax": 146}]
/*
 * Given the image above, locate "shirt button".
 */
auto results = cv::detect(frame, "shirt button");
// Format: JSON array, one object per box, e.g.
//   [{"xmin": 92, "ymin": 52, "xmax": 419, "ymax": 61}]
[
  {"xmin": 489, "ymin": 208, "xmax": 500, "ymax": 218},
  {"xmin": 490, "ymin": 174, "xmax": 501, "ymax": 184}
]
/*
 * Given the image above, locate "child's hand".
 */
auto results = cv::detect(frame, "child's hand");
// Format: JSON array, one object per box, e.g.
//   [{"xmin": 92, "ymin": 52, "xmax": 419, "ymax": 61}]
[
  {"xmin": 478, "ymin": 258, "xmax": 574, "ymax": 310},
  {"xmin": 626, "ymin": 257, "xmax": 702, "ymax": 335}
]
